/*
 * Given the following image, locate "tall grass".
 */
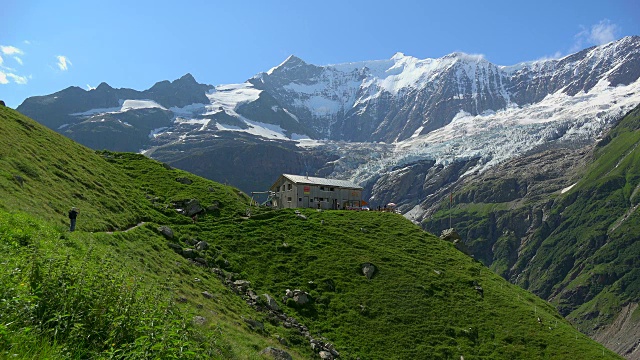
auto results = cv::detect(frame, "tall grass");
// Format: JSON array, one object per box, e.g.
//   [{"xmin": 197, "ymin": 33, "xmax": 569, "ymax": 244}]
[{"xmin": 0, "ymin": 211, "xmax": 213, "ymax": 359}]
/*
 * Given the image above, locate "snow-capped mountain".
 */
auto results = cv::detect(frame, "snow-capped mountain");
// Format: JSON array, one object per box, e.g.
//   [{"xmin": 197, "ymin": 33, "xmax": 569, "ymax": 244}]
[
  {"xmin": 250, "ymin": 35, "xmax": 640, "ymax": 143},
  {"xmin": 16, "ymin": 36, "xmax": 640, "ymax": 201}
]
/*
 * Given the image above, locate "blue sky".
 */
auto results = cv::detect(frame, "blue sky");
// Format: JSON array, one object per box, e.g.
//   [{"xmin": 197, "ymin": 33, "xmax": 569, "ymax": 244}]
[{"xmin": 1, "ymin": 0, "xmax": 639, "ymax": 107}]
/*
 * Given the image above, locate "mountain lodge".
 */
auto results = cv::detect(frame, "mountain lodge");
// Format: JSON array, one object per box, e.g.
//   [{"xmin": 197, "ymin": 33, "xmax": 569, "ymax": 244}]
[{"xmin": 270, "ymin": 174, "xmax": 364, "ymax": 210}]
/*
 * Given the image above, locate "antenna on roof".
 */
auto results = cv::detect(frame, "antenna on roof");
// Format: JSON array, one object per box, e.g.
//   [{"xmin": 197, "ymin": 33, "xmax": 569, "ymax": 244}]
[{"xmin": 306, "ymin": 172, "xmax": 309, "ymax": 179}]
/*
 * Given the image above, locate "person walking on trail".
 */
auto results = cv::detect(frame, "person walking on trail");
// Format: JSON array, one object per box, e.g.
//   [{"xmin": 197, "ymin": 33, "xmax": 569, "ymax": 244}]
[{"xmin": 69, "ymin": 207, "xmax": 79, "ymax": 231}]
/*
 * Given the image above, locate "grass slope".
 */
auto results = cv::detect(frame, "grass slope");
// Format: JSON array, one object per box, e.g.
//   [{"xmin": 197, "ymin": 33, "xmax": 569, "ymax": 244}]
[
  {"xmin": 423, "ymin": 104, "xmax": 640, "ymax": 348},
  {"xmin": 0, "ymin": 106, "xmax": 621, "ymax": 359}
]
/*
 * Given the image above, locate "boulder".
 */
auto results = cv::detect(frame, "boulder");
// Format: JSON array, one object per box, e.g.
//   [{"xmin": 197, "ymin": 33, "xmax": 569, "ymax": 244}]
[
  {"xmin": 262, "ymin": 293, "xmax": 280, "ymax": 311},
  {"xmin": 244, "ymin": 318, "xmax": 264, "ymax": 331},
  {"xmin": 293, "ymin": 291, "xmax": 310, "ymax": 305},
  {"xmin": 192, "ymin": 316, "xmax": 206, "ymax": 325},
  {"xmin": 453, "ymin": 239, "xmax": 472, "ymax": 256},
  {"xmin": 167, "ymin": 243, "xmax": 182, "ymax": 253},
  {"xmin": 319, "ymin": 351, "xmax": 333, "ymax": 359},
  {"xmin": 173, "ymin": 199, "xmax": 203, "ymax": 217},
  {"xmin": 162, "ymin": 163, "xmax": 173, "ymax": 170},
  {"xmin": 196, "ymin": 240, "xmax": 209, "ymax": 251},
  {"xmin": 182, "ymin": 248, "xmax": 196, "ymax": 258},
  {"xmin": 440, "ymin": 228, "xmax": 461, "ymax": 241},
  {"xmin": 202, "ymin": 291, "xmax": 214, "ymax": 299},
  {"xmin": 176, "ymin": 177, "xmax": 193, "ymax": 185},
  {"xmin": 259, "ymin": 347, "xmax": 292, "ymax": 360},
  {"xmin": 157, "ymin": 226, "xmax": 174, "ymax": 239},
  {"xmin": 0, "ymin": 100, "xmax": 5, "ymax": 107},
  {"xmin": 362, "ymin": 263, "xmax": 376, "ymax": 279}
]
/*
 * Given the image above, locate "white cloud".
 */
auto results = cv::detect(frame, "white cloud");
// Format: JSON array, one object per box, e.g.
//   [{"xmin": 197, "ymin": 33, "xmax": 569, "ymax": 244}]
[
  {"xmin": 0, "ymin": 71, "xmax": 7, "ymax": 84},
  {"xmin": 56, "ymin": 55, "xmax": 72, "ymax": 71},
  {"xmin": 7, "ymin": 73, "xmax": 28, "ymax": 84},
  {"xmin": 23, "ymin": 40, "xmax": 31, "ymax": 45},
  {"xmin": 0, "ymin": 45, "xmax": 24, "ymax": 56},
  {"xmin": 14, "ymin": 57, "xmax": 23, "ymax": 65},
  {"xmin": 572, "ymin": 19, "xmax": 620, "ymax": 52},
  {"xmin": 0, "ymin": 54, "xmax": 3, "ymax": 66},
  {"xmin": 535, "ymin": 51, "xmax": 564, "ymax": 62}
]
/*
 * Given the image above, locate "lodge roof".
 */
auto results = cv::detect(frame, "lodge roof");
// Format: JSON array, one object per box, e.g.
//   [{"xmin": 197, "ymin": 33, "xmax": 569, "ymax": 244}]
[{"xmin": 280, "ymin": 174, "xmax": 362, "ymax": 190}]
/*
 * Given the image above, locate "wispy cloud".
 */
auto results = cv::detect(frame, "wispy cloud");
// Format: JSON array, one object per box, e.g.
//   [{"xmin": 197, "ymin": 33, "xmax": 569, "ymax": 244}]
[
  {"xmin": 0, "ymin": 45, "xmax": 24, "ymax": 56},
  {"xmin": 0, "ymin": 45, "xmax": 25, "ymax": 67},
  {"xmin": 572, "ymin": 19, "xmax": 621, "ymax": 52},
  {"xmin": 86, "ymin": 84, "xmax": 95, "ymax": 90},
  {"xmin": 56, "ymin": 55, "xmax": 72, "ymax": 71},
  {"xmin": 23, "ymin": 40, "xmax": 31, "ymax": 45},
  {"xmin": 0, "ymin": 45, "xmax": 28, "ymax": 84},
  {"xmin": 7, "ymin": 73, "xmax": 28, "ymax": 84}
]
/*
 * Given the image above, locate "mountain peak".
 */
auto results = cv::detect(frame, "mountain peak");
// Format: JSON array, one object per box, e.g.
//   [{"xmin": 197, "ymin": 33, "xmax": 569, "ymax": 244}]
[
  {"xmin": 95, "ymin": 82, "xmax": 113, "ymax": 91},
  {"xmin": 444, "ymin": 51, "xmax": 487, "ymax": 63},
  {"xmin": 266, "ymin": 55, "xmax": 307, "ymax": 75},
  {"xmin": 391, "ymin": 52, "xmax": 407, "ymax": 60},
  {"xmin": 176, "ymin": 73, "xmax": 197, "ymax": 83}
]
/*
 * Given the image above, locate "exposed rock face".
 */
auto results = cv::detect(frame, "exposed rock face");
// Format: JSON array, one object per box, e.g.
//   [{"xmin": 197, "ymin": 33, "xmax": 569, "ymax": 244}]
[
  {"xmin": 17, "ymin": 73, "xmax": 212, "ymax": 131},
  {"xmin": 593, "ymin": 303, "xmax": 640, "ymax": 360}
]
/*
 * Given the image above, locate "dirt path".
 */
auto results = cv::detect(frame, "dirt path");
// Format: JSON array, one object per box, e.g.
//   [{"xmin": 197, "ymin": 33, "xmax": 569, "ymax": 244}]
[{"xmin": 105, "ymin": 222, "xmax": 145, "ymax": 234}]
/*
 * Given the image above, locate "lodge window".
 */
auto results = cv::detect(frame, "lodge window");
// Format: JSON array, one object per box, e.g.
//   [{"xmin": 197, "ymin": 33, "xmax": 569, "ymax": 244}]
[
  {"xmin": 287, "ymin": 197, "xmax": 292, "ymax": 202},
  {"xmin": 287, "ymin": 184, "xmax": 292, "ymax": 190},
  {"xmin": 299, "ymin": 198, "xmax": 302, "ymax": 202},
  {"xmin": 320, "ymin": 186, "xmax": 325, "ymax": 191},
  {"xmin": 330, "ymin": 188, "xmax": 334, "ymax": 191}
]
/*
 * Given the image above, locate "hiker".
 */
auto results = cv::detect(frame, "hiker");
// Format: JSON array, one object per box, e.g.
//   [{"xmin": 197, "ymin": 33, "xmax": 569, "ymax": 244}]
[{"xmin": 69, "ymin": 207, "xmax": 79, "ymax": 231}]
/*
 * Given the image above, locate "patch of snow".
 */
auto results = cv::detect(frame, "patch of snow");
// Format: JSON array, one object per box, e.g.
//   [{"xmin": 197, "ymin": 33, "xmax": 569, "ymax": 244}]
[
  {"xmin": 561, "ymin": 183, "xmax": 577, "ymax": 194},
  {"xmin": 170, "ymin": 103, "xmax": 206, "ymax": 116},
  {"xmin": 148, "ymin": 127, "xmax": 169, "ymax": 139},
  {"xmin": 290, "ymin": 133, "xmax": 311, "ymax": 140},
  {"xmin": 295, "ymin": 138, "xmax": 326, "ymax": 148},
  {"xmin": 70, "ymin": 105, "xmax": 121, "ymax": 117},
  {"xmin": 206, "ymin": 83, "xmax": 262, "ymax": 114},
  {"xmin": 283, "ymin": 108, "xmax": 299, "ymax": 122},
  {"xmin": 121, "ymin": 99, "xmax": 166, "ymax": 111}
]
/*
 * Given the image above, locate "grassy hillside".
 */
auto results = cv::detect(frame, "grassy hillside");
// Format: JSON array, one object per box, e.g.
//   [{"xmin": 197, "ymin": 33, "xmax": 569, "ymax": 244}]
[
  {"xmin": 0, "ymin": 106, "xmax": 621, "ymax": 359},
  {"xmin": 521, "ymin": 105, "xmax": 640, "ymax": 331},
  {"xmin": 423, "ymin": 104, "xmax": 640, "ymax": 357}
]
